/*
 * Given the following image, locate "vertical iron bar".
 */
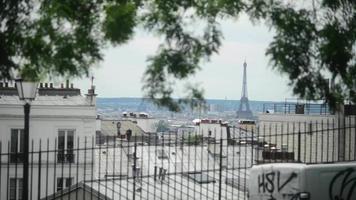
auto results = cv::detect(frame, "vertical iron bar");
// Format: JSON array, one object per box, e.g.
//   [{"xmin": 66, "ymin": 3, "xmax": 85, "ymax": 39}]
[
  {"xmin": 75, "ymin": 138, "xmax": 80, "ymax": 200},
  {"xmin": 7, "ymin": 142, "xmax": 10, "ymax": 200},
  {"xmin": 218, "ymin": 138, "xmax": 223, "ymax": 200},
  {"xmin": 281, "ymin": 123, "xmax": 284, "ymax": 162},
  {"xmin": 354, "ymin": 116, "xmax": 356, "ymax": 161},
  {"xmin": 105, "ymin": 136, "xmax": 108, "ymax": 200},
  {"xmin": 348, "ymin": 116, "xmax": 351, "ymax": 160},
  {"xmin": 98, "ymin": 136, "xmax": 102, "ymax": 199},
  {"xmin": 315, "ymin": 121, "xmax": 318, "ymax": 163},
  {"xmin": 83, "ymin": 137, "xmax": 87, "ymax": 200},
  {"xmin": 22, "ymin": 103, "xmax": 30, "ymax": 200},
  {"xmin": 303, "ymin": 122, "xmax": 306, "ymax": 162},
  {"xmin": 37, "ymin": 140, "xmax": 42, "ymax": 200},
  {"xmin": 30, "ymin": 140, "xmax": 34, "ymax": 200},
  {"xmin": 298, "ymin": 131, "xmax": 301, "ymax": 163},
  {"xmin": 91, "ymin": 136, "xmax": 94, "ymax": 200},
  {"xmin": 111, "ymin": 136, "xmax": 116, "ymax": 200},
  {"xmin": 292, "ymin": 122, "xmax": 295, "ymax": 162},
  {"xmin": 45, "ymin": 139, "xmax": 49, "ymax": 200},
  {"xmin": 251, "ymin": 127, "xmax": 254, "ymax": 165},
  {"xmin": 321, "ymin": 120, "xmax": 324, "ymax": 162},
  {"xmin": 327, "ymin": 119, "xmax": 330, "ymax": 162},
  {"xmin": 60, "ymin": 137, "xmax": 64, "ymax": 200},
  {"xmin": 133, "ymin": 139, "xmax": 137, "ymax": 200},
  {"xmin": 68, "ymin": 137, "xmax": 72, "ymax": 200},
  {"xmin": 309, "ymin": 122, "xmax": 313, "ymax": 163},
  {"xmin": 286, "ymin": 123, "xmax": 290, "ymax": 162},
  {"xmin": 0, "ymin": 142, "xmax": 2, "ymax": 198},
  {"xmin": 332, "ymin": 118, "xmax": 335, "ymax": 162},
  {"xmin": 53, "ymin": 139, "xmax": 57, "ymax": 198}
]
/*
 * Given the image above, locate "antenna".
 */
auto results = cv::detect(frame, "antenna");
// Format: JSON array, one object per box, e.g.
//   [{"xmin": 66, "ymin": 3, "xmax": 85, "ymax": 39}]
[{"xmin": 91, "ymin": 76, "xmax": 94, "ymax": 88}]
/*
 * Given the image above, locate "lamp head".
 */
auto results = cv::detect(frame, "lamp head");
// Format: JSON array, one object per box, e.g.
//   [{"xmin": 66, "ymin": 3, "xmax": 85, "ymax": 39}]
[{"xmin": 15, "ymin": 78, "xmax": 38, "ymax": 101}]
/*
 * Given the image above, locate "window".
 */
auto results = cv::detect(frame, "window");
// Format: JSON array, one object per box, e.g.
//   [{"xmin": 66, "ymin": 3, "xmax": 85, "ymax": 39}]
[
  {"xmin": 9, "ymin": 178, "xmax": 23, "ymax": 200},
  {"xmin": 10, "ymin": 129, "xmax": 24, "ymax": 163},
  {"xmin": 57, "ymin": 130, "xmax": 75, "ymax": 163},
  {"xmin": 57, "ymin": 177, "xmax": 73, "ymax": 192}
]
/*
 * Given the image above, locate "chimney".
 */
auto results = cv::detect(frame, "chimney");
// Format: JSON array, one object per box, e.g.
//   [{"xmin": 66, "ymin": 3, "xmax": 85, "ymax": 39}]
[
  {"xmin": 66, "ymin": 80, "xmax": 69, "ymax": 88},
  {"xmin": 86, "ymin": 85, "xmax": 97, "ymax": 106}
]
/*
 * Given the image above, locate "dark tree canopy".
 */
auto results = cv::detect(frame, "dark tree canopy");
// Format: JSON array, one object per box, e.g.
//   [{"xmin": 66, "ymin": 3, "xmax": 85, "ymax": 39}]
[
  {"xmin": 251, "ymin": 0, "xmax": 356, "ymax": 110},
  {"xmin": 0, "ymin": 0, "xmax": 355, "ymax": 111},
  {"xmin": 0, "ymin": 0, "xmax": 137, "ymax": 80}
]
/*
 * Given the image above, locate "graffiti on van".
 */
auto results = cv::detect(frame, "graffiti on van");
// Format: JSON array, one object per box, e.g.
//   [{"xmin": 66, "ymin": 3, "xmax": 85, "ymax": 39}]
[
  {"xmin": 257, "ymin": 170, "xmax": 299, "ymax": 199},
  {"xmin": 329, "ymin": 168, "xmax": 356, "ymax": 200}
]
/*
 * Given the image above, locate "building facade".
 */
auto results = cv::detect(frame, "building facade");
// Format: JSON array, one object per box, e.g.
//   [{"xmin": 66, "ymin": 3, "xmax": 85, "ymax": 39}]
[{"xmin": 0, "ymin": 82, "xmax": 96, "ymax": 200}]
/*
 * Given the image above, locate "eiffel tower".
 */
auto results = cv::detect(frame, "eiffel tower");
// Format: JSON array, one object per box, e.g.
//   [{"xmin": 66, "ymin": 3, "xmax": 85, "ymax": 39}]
[{"xmin": 237, "ymin": 61, "xmax": 254, "ymax": 119}]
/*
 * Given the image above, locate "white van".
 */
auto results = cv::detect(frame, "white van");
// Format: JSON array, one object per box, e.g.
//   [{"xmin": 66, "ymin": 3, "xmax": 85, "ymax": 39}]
[{"xmin": 249, "ymin": 162, "xmax": 356, "ymax": 200}]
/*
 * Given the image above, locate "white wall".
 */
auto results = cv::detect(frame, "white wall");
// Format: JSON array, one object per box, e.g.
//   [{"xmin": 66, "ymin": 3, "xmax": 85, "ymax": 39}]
[
  {"xmin": 195, "ymin": 123, "xmax": 229, "ymax": 140},
  {"xmin": 0, "ymin": 102, "xmax": 96, "ymax": 200}
]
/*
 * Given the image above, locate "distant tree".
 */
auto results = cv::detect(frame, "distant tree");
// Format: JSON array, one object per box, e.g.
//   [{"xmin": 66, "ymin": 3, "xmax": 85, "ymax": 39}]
[
  {"xmin": 185, "ymin": 134, "xmax": 203, "ymax": 145},
  {"xmin": 1, "ymin": 0, "xmax": 354, "ymax": 111},
  {"xmin": 155, "ymin": 120, "xmax": 169, "ymax": 133}
]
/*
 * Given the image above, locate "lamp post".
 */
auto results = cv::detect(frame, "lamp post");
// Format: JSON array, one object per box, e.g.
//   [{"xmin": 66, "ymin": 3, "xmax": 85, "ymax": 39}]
[{"xmin": 15, "ymin": 79, "xmax": 38, "ymax": 200}]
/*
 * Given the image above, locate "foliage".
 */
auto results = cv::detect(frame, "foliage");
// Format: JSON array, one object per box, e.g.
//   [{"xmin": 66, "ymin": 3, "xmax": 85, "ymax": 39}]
[
  {"xmin": 155, "ymin": 120, "xmax": 169, "ymax": 132},
  {"xmin": 1, "ymin": 0, "xmax": 355, "ymax": 110},
  {"xmin": 249, "ymin": 0, "xmax": 356, "ymax": 109},
  {"xmin": 184, "ymin": 134, "xmax": 203, "ymax": 145},
  {"xmin": 0, "ymin": 0, "xmax": 137, "ymax": 81}
]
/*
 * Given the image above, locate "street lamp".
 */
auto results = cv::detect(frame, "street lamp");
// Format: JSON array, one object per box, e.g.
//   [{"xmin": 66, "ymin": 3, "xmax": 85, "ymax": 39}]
[{"xmin": 15, "ymin": 79, "xmax": 38, "ymax": 200}]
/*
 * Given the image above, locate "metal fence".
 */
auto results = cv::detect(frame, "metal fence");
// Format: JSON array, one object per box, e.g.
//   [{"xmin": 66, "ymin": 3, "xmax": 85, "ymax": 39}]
[
  {"xmin": 262, "ymin": 102, "xmax": 330, "ymax": 115},
  {"xmin": 1, "ymin": 116, "xmax": 356, "ymax": 200}
]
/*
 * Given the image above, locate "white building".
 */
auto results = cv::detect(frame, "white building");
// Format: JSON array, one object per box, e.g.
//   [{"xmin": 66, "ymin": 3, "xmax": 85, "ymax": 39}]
[
  {"xmin": 194, "ymin": 119, "xmax": 229, "ymax": 141},
  {"xmin": 0, "ymin": 81, "xmax": 96, "ymax": 200},
  {"xmin": 121, "ymin": 112, "xmax": 159, "ymax": 133}
]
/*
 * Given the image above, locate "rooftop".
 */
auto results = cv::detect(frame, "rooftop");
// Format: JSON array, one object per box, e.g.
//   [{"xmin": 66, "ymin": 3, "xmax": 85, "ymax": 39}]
[
  {"xmin": 0, "ymin": 95, "xmax": 91, "ymax": 106},
  {"xmin": 100, "ymin": 119, "xmax": 146, "ymax": 137},
  {"xmin": 0, "ymin": 81, "xmax": 94, "ymax": 106}
]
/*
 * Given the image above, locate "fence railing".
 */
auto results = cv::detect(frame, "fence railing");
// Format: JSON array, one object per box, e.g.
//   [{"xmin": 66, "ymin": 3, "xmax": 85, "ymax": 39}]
[
  {"xmin": 1, "ymin": 116, "xmax": 355, "ymax": 200},
  {"xmin": 262, "ymin": 102, "xmax": 331, "ymax": 115}
]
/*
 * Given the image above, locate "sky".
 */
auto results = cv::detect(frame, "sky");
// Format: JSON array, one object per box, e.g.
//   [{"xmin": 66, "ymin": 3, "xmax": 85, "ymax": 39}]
[{"xmin": 73, "ymin": 13, "xmax": 294, "ymax": 101}]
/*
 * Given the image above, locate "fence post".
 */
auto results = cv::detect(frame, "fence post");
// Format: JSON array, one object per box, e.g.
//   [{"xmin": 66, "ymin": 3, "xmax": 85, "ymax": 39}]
[
  {"xmin": 218, "ymin": 138, "xmax": 223, "ymax": 200},
  {"xmin": 298, "ymin": 131, "xmax": 301, "ymax": 163}
]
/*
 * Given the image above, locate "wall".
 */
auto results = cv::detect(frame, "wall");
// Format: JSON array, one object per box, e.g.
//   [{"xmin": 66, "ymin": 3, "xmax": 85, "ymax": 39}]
[
  {"xmin": 257, "ymin": 113, "xmax": 356, "ymax": 163},
  {"xmin": 195, "ymin": 123, "xmax": 229, "ymax": 140},
  {"xmin": 0, "ymin": 103, "xmax": 96, "ymax": 200}
]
